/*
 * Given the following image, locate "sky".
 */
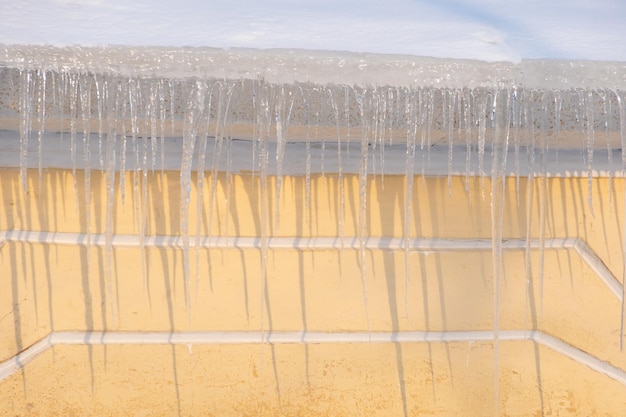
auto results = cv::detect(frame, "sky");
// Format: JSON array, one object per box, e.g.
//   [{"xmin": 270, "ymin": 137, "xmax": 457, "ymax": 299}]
[{"xmin": 1, "ymin": 0, "xmax": 626, "ymax": 62}]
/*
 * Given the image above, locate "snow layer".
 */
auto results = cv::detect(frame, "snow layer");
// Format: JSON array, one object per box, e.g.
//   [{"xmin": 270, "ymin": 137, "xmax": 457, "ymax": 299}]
[{"xmin": 1, "ymin": 0, "xmax": 625, "ymax": 62}]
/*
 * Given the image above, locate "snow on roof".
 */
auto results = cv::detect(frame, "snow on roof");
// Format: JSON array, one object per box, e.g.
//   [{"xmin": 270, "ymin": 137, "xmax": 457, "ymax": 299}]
[{"xmin": 1, "ymin": 0, "xmax": 625, "ymax": 63}]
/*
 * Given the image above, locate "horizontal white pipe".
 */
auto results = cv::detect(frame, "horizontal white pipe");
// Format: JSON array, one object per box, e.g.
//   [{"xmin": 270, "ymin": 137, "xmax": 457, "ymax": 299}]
[
  {"xmin": 1, "ymin": 231, "xmax": 621, "ymax": 300},
  {"xmin": 0, "ymin": 230, "xmax": 578, "ymax": 251},
  {"xmin": 2, "ymin": 330, "xmax": 626, "ymax": 388},
  {"xmin": 48, "ymin": 329, "xmax": 530, "ymax": 345}
]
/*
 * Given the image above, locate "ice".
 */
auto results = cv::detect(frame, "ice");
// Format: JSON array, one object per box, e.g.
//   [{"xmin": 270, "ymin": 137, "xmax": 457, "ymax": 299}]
[
  {"xmin": 327, "ymin": 88, "xmax": 345, "ymax": 244},
  {"xmin": 274, "ymin": 85, "xmax": 287, "ymax": 231},
  {"xmin": 446, "ymin": 89, "xmax": 456, "ymax": 196},
  {"xmin": 36, "ymin": 69, "xmax": 45, "ymax": 188},
  {"xmin": 303, "ymin": 87, "xmax": 312, "ymax": 216},
  {"xmin": 194, "ymin": 83, "xmax": 212, "ymax": 295},
  {"xmin": 356, "ymin": 91, "xmax": 372, "ymax": 334},
  {"xmin": 256, "ymin": 80, "xmax": 271, "ymax": 336},
  {"xmin": 104, "ymin": 79, "xmax": 118, "ymax": 322},
  {"xmin": 618, "ymin": 91, "xmax": 626, "ymax": 350},
  {"xmin": 585, "ymin": 90, "xmax": 596, "ymax": 216},
  {"xmin": 404, "ymin": 89, "xmax": 417, "ymax": 314},
  {"xmin": 18, "ymin": 70, "xmax": 32, "ymax": 193},
  {"xmin": 490, "ymin": 88, "xmax": 511, "ymax": 414},
  {"xmin": 538, "ymin": 91, "xmax": 549, "ymax": 306},
  {"xmin": 180, "ymin": 80, "xmax": 206, "ymax": 309}
]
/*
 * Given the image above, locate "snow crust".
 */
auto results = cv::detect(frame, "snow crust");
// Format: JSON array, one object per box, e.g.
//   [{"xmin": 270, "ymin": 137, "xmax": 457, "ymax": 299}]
[{"xmin": 1, "ymin": 0, "xmax": 625, "ymax": 63}]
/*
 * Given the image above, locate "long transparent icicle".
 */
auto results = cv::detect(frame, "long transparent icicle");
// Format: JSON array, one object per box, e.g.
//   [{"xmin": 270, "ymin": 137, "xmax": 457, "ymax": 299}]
[
  {"xmin": 194, "ymin": 82, "xmax": 214, "ymax": 295},
  {"xmin": 80, "ymin": 74, "xmax": 93, "ymax": 274},
  {"xmin": 274, "ymin": 85, "xmax": 292, "ymax": 232},
  {"xmin": 490, "ymin": 88, "xmax": 510, "ymax": 416},
  {"xmin": 257, "ymin": 81, "xmax": 271, "ymax": 338},
  {"xmin": 617, "ymin": 91, "xmax": 626, "ymax": 350},
  {"xmin": 180, "ymin": 80, "xmax": 206, "ymax": 311},
  {"xmin": 36, "ymin": 69, "xmax": 46, "ymax": 189},
  {"xmin": 95, "ymin": 75, "xmax": 105, "ymax": 171},
  {"xmin": 68, "ymin": 73, "xmax": 80, "ymax": 210},
  {"xmin": 477, "ymin": 92, "xmax": 488, "ymax": 200},
  {"xmin": 464, "ymin": 89, "xmax": 473, "ymax": 191},
  {"xmin": 585, "ymin": 90, "xmax": 596, "ymax": 216},
  {"xmin": 538, "ymin": 91, "xmax": 549, "ymax": 305},
  {"xmin": 446, "ymin": 89, "xmax": 456, "ymax": 195},
  {"xmin": 356, "ymin": 91, "xmax": 372, "ymax": 336},
  {"xmin": 328, "ymin": 89, "xmax": 344, "ymax": 246},
  {"xmin": 524, "ymin": 90, "xmax": 537, "ymax": 313},
  {"xmin": 118, "ymin": 81, "xmax": 128, "ymax": 206},
  {"xmin": 404, "ymin": 89, "xmax": 417, "ymax": 315},
  {"xmin": 207, "ymin": 83, "xmax": 234, "ymax": 247},
  {"xmin": 104, "ymin": 80, "xmax": 118, "ymax": 323},
  {"xmin": 19, "ymin": 69, "xmax": 33, "ymax": 193}
]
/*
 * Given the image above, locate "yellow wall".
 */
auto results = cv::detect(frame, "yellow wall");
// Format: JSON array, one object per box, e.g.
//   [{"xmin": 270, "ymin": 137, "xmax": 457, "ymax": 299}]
[{"xmin": 1, "ymin": 168, "xmax": 626, "ymax": 415}]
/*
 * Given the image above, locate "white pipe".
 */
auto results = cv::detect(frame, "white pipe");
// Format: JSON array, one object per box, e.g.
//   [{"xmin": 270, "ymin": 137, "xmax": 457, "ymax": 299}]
[
  {"xmin": 0, "ymin": 231, "xmax": 621, "ymax": 301},
  {"xmin": 572, "ymin": 238, "xmax": 624, "ymax": 300},
  {"xmin": 2, "ymin": 330, "xmax": 625, "ymax": 388},
  {"xmin": 0, "ymin": 230, "xmax": 588, "ymax": 251},
  {"xmin": 0, "ymin": 336, "xmax": 53, "ymax": 381},
  {"xmin": 533, "ymin": 331, "xmax": 626, "ymax": 386}
]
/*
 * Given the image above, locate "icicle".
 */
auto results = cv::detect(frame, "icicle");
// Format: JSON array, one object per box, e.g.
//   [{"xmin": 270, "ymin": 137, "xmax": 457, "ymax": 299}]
[
  {"xmin": 159, "ymin": 80, "xmax": 167, "ymax": 175},
  {"xmin": 538, "ymin": 91, "xmax": 549, "ymax": 306},
  {"xmin": 19, "ymin": 69, "xmax": 33, "ymax": 193},
  {"xmin": 36, "ymin": 69, "xmax": 46, "ymax": 189},
  {"xmin": 222, "ymin": 83, "xmax": 236, "ymax": 242},
  {"xmin": 418, "ymin": 89, "xmax": 428, "ymax": 178},
  {"xmin": 512, "ymin": 88, "xmax": 520, "ymax": 205},
  {"xmin": 274, "ymin": 85, "xmax": 287, "ymax": 232},
  {"xmin": 524, "ymin": 89, "xmax": 537, "ymax": 316},
  {"xmin": 79, "ymin": 73, "xmax": 94, "ymax": 322},
  {"xmin": 94, "ymin": 74, "xmax": 105, "ymax": 171},
  {"xmin": 67, "ymin": 73, "xmax": 80, "ymax": 209},
  {"xmin": 169, "ymin": 79, "xmax": 176, "ymax": 137},
  {"xmin": 194, "ymin": 82, "xmax": 213, "ymax": 295},
  {"xmin": 128, "ymin": 78, "xmax": 148, "ymax": 294},
  {"xmin": 370, "ymin": 89, "xmax": 381, "ymax": 184},
  {"xmin": 344, "ymin": 85, "xmax": 352, "ymax": 160},
  {"xmin": 257, "ymin": 80, "xmax": 271, "ymax": 338},
  {"xmin": 224, "ymin": 132, "xmax": 233, "ymax": 240},
  {"xmin": 446, "ymin": 89, "xmax": 455, "ymax": 196},
  {"xmin": 386, "ymin": 87, "xmax": 396, "ymax": 150},
  {"xmin": 464, "ymin": 89, "xmax": 472, "ymax": 191},
  {"xmin": 477, "ymin": 91, "xmax": 488, "ymax": 200},
  {"xmin": 147, "ymin": 82, "xmax": 158, "ymax": 172},
  {"xmin": 104, "ymin": 79, "xmax": 118, "ymax": 323},
  {"xmin": 207, "ymin": 82, "xmax": 233, "ymax": 245},
  {"xmin": 585, "ymin": 90, "xmax": 595, "ymax": 216},
  {"xmin": 80, "ymin": 74, "xmax": 93, "ymax": 230},
  {"xmin": 404, "ymin": 89, "xmax": 417, "ymax": 315},
  {"xmin": 251, "ymin": 80, "xmax": 259, "ymax": 183},
  {"xmin": 356, "ymin": 90, "xmax": 372, "ymax": 336},
  {"xmin": 616, "ymin": 90, "xmax": 626, "ymax": 350},
  {"xmin": 328, "ymin": 88, "xmax": 344, "ymax": 246},
  {"xmin": 603, "ymin": 90, "xmax": 614, "ymax": 202},
  {"xmin": 180, "ymin": 80, "xmax": 206, "ymax": 311},
  {"xmin": 426, "ymin": 89, "xmax": 434, "ymax": 174},
  {"xmin": 490, "ymin": 87, "xmax": 510, "ymax": 416},
  {"xmin": 119, "ymin": 81, "xmax": 128, "ymax": 206},
  {"xmin": 318, "ymin": 96, "xmax": 325, "ymax": 181},
  {"xmin": 303, "ymin": 86, "xmax": 312, "ymax": 216}
]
